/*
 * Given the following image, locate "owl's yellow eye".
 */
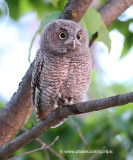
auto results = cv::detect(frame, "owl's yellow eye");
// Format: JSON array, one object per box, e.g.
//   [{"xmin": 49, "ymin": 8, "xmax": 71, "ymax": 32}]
[
  {"xmin": 59, "ymin": 31, "xmax": 68, "ymax": 39},
  {"xmin": 77, "ymin": 33, "xmax": 82, "ymax": 40}
]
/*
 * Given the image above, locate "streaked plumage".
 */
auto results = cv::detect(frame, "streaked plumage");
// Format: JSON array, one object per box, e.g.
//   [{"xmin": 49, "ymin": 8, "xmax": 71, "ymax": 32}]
[{"xmin": 31, "ymin": 19, "xmax": 92, "ymax": 121}]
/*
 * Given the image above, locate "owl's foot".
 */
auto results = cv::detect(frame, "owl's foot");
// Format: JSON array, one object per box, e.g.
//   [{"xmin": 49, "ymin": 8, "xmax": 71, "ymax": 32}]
[
  {"xmin": 67, "ymin": 97, "xmax": 74, "ymax": 105},
  {"xmin": 60, "ymin": 97, "xmax": 74, "ymax": 106},
  {"xmin": 58, "ymin": 93, "xmax": 61, "ymax": 98},
  {"xmin": 67, "ymin": 99, "xmax": 74, "ymax": 105},
  {"xmin": 53, "ymin": 93, "xmax": 62, "ymax": 108},
  {"xmin": 54, "ymin": 101, "xmax": 58, "ymax": 109},
  {"xmin": 57, "ymin": 93, "xmax": 74, "ymax": 107}
]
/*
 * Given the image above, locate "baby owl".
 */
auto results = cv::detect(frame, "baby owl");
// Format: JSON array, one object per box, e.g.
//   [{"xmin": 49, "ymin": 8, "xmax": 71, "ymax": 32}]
[{"xmin": 31, "ymin": 19, "xmax": 92, "ymax": 121}]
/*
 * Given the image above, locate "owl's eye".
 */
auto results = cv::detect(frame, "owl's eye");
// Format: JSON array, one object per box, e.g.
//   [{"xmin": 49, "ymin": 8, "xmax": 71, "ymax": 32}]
[
  {"xmin": 77, "ymin": 33, "xmax": 82, "ymax": 40},
  {"xmin": 59, "ymin": 31, "xmax": 68, "ymax": 39}
]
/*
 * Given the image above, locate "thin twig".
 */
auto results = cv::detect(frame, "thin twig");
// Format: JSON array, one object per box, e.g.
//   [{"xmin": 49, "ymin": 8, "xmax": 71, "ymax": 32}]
[
  {"xmin": 23, "ymin": 128, "xmax": 65, "ymax": 160},
  {"xmin": 8, "ymin": 144, "xmax": 45, "ymax": 160},
  {"xmin": 70, "ymin": 118, "xmax": 88, "ymax": 148},
  {"xmin": 1, "ymin": 92, "xmax": 133, "ymax": 160},
  {"xmin": 87, "ymin": 153, "xmax": 99, "ymax": 160},
  {"xmin": 43, "ymin": 149, "xmax": 50, "ymax": 160},
  {"xmin": 48, "ymin": 148, "xmax": 66, "ymax": 160},
  {"xmin": 24, "ymin": 127, "xmax": 51, "ymax": 158},
  {"xmin": 45, "ymin": 136, "xmax": 59, "ymax": 148},
  {"xmin": 35, "ymin": 139, "xmax": 50, "ymax": 160},
  {"xmin": 0, "ymin": 0, "xmax": 132, "ymax": 148},
  {"xmin": 87, "ymin": 146, "xmax": 106, "ymax": 160},
  {"xmin": 70, "ymin": 118, "xmax": 88, "ymax": 160},
  {"xmin": 35, "ymin": 138, "xmax": 66, "ymax": 160},
  {"xmin": 7, "ymin": 136, "xmax": 59, "ymax": 160}
]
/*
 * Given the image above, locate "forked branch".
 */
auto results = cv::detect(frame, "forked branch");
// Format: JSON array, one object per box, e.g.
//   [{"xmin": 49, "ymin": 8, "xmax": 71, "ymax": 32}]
[
  {"xmin": 0, "ymin": 92, "xmax": 133, "ymax": 159},
  {"xmin": 0, "ymin": 0, "xmax": 133, "ymax": 158}
]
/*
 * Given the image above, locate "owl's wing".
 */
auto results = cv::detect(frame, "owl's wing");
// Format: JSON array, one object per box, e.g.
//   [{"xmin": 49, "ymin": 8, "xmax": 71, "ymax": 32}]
[{"xmin": 31, "ymin": 50, "xmax": 44, "ymax": 111}]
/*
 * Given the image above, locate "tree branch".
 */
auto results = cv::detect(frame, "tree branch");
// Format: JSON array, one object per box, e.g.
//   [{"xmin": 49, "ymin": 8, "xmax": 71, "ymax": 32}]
[
  {"xmin": 70, "ymin": 118, "xmax": 88, "ymax": 160},
  {"xmin": 0, "ymin": 0, "xmax": 133, "ymax": 149},
  {"xmin": 99, "ymin": 0, "xmax": 133, "ymax": 27},
  {"xmin": 70, "ymin": 118, "xmax": 88, "ymax": 148},
  {"xmin": 7, "ymin": 136, "xmax": 59, "ymax": 160},
  {"xmin": 0, "ymin": 92, "xmax": 133, "ymax": 159},
  {"xmin": 0, "ymin": 62, "xmax": 33, "ymax": 146},
  {"xmin": 35, "ymin": 138, "xmax": 66, "ymax": 160},
  {"xmin": 0, "ymin": 0, "xmax": 93, "ymax": 147},
  {"xmin": 90, "ymin": 0, "xmax": 133, "ymax": 45},
  {"xmin": 59, "ymin": 0, "xmax": 93, "ymax": 22}
]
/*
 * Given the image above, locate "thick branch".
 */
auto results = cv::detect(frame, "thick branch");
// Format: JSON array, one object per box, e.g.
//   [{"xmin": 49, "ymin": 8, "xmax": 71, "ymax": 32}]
[
  {"xmin": 90, "ymin": 0, "xmax": 133, "ymax": 45},
  {"xmin": 0, "ymin": 62, "xmax": 33, "ymax": 146},
  {"xmin": 0, "ymin": 0, "xmax": 93, "ymax": 147},
  {"xmin": 0, "ymin": 0, "xmax": 133, "ymax": 147},
  {"xmin": 8, "ymin": 136, "xmax": 59, "ymax": 160},
  {"xmin": 59, "ymin": 0, "xmax": 93, "ymax": 22},
  {"xmin": 99, "ymin": 0, "xmax": 133, "ymax": 27},
  {"xmin": 0, "ymin": 92, "xmax": 133, "ymax": 160}
]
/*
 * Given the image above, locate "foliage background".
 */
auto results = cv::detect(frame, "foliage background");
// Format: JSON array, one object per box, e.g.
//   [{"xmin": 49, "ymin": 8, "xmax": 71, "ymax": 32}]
[{"xmin": 0, "ymin": 0, "xmax": 133, "ymax": 159}]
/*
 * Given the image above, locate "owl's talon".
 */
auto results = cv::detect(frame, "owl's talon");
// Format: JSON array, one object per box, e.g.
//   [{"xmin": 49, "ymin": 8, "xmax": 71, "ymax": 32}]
[
  {"xmin": 63, "ymin": 98, "xmax": 74, "ymax": 105},
  {"xmin": 64, "ymin": 98, "xmax": 68, "ymax": 104},
  {"xmin": 54, "ymin": 104, "xmax": 58, "ymax": 108},
  {"xmin": 54, "ymin": 99, "xmax": 58, "ymax": 108},
  {"xmin": 68, "ymin": 99, "xmax": 74, "ymax": 105}
]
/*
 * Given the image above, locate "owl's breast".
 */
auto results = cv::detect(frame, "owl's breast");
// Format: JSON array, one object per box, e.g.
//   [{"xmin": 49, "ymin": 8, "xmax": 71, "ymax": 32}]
[
  {"xmin": 39, "ymin": 55, "xmax": 70, "ymax": 103},
  {"xmin": 39, "ymin": 50, "xmax": 92, "ymax": 107},
  {"xmin": 60, "ymin": 50, "xmax": 92, "ymax": 102}
]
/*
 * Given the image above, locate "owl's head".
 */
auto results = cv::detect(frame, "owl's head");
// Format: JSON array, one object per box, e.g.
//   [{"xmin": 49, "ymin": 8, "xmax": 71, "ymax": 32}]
[{"xmin": 40, "ymin": 19, "xmax": 89, "ymax": 55}]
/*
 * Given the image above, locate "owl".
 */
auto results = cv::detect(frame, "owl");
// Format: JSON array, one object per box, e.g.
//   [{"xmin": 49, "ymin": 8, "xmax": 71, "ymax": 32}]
[{"xmin": 31, "ymin": 19, "xmax": 92, "ymax": 122}]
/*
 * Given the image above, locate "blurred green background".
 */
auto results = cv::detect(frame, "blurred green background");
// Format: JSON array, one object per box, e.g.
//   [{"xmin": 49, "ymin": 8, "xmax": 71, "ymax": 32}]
[{"xmin": 0, "ymin": 0, "xmax": 133, "ymax": 159}]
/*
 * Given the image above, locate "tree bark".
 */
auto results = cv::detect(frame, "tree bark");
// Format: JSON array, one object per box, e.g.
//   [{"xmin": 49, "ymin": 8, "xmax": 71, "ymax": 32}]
[
  {"xmin": 59, "ymin": 0, "xmax": 93, "ymax": 22},
  {"xmin": 0, "ymin": 92, "xmax": 133, "ymax": 160},
  {"xmin": 99, "ymin": 0, "xmax": 133, "ymax": 27},
  {"xmin": 0, "ymin": 0, "xmax": 132, "ymax": 149},
  {"xmin": 0, "ymin": 0, "xmax": 94, "ymax": 146},
  {"xmin": 0, "ymin": 62, "xmax": 33, "ymax": 146}
]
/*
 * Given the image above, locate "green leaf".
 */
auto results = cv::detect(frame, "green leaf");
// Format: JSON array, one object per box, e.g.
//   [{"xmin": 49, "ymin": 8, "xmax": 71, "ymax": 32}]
[
  {"xmin": 24, "ymin": 119, "xmax": 32, "ymax": 129},
  {"xmin": 28, "ymin": 11, "xmax": 61, "ymax": 62},
  {"xmin": 58, "ymin": 0, "xmax": 68, "ymax": 10},
  {"xmin": 28, "ymin": 31, "xmax": 39, "ymax": 62},
  {"xmin": 0, "ymin": 101, "xmax": 5, "ymax": 109},
  {"xmin": 50, "ymin": 0, "xmax": 60, "ymax": 8},
  {"xmin": 5, "ymin": 0, "xmax": 20, "ymax": 20},
  {"xmin": 109, "ymin": 19, "xmax": 133, "ymax": 58},
  {"xmin": 81, "ymin": 8, "xmax": 111, "ymax": 52},
  {"xmin": 98, "ymin": 23, "xmax": 111, "ymax": 52},
  {"xmin": 39, "ymin": 11, "xmax": 61, "ymax": 31},
  {"xmin": 19, "ymin": 0, "xmax": 32, "ymax": 15},
  {"xmin": 81, "ymin": 8, "xmax": 102, "ymax": 40},
  {"xmin": 120, "ymin": 33, "xmax": 133, "ymax": 58}
]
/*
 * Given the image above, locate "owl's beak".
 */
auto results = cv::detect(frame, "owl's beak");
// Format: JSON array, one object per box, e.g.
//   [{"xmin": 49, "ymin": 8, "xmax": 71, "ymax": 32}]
[
  {"xmin": 71, "ymin": 40, "xmax": 75, "ymax": 50},
  {"xmin": 65, "ymin": 39, "xmax": 81, "ymax": 51},
  {"xmin": 71, "ymin": 40, "xmax": 81, "ymax": 50},
  {"xmin": 66, "ymin": 40, "xmax": 75, "ymax": 50}
]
